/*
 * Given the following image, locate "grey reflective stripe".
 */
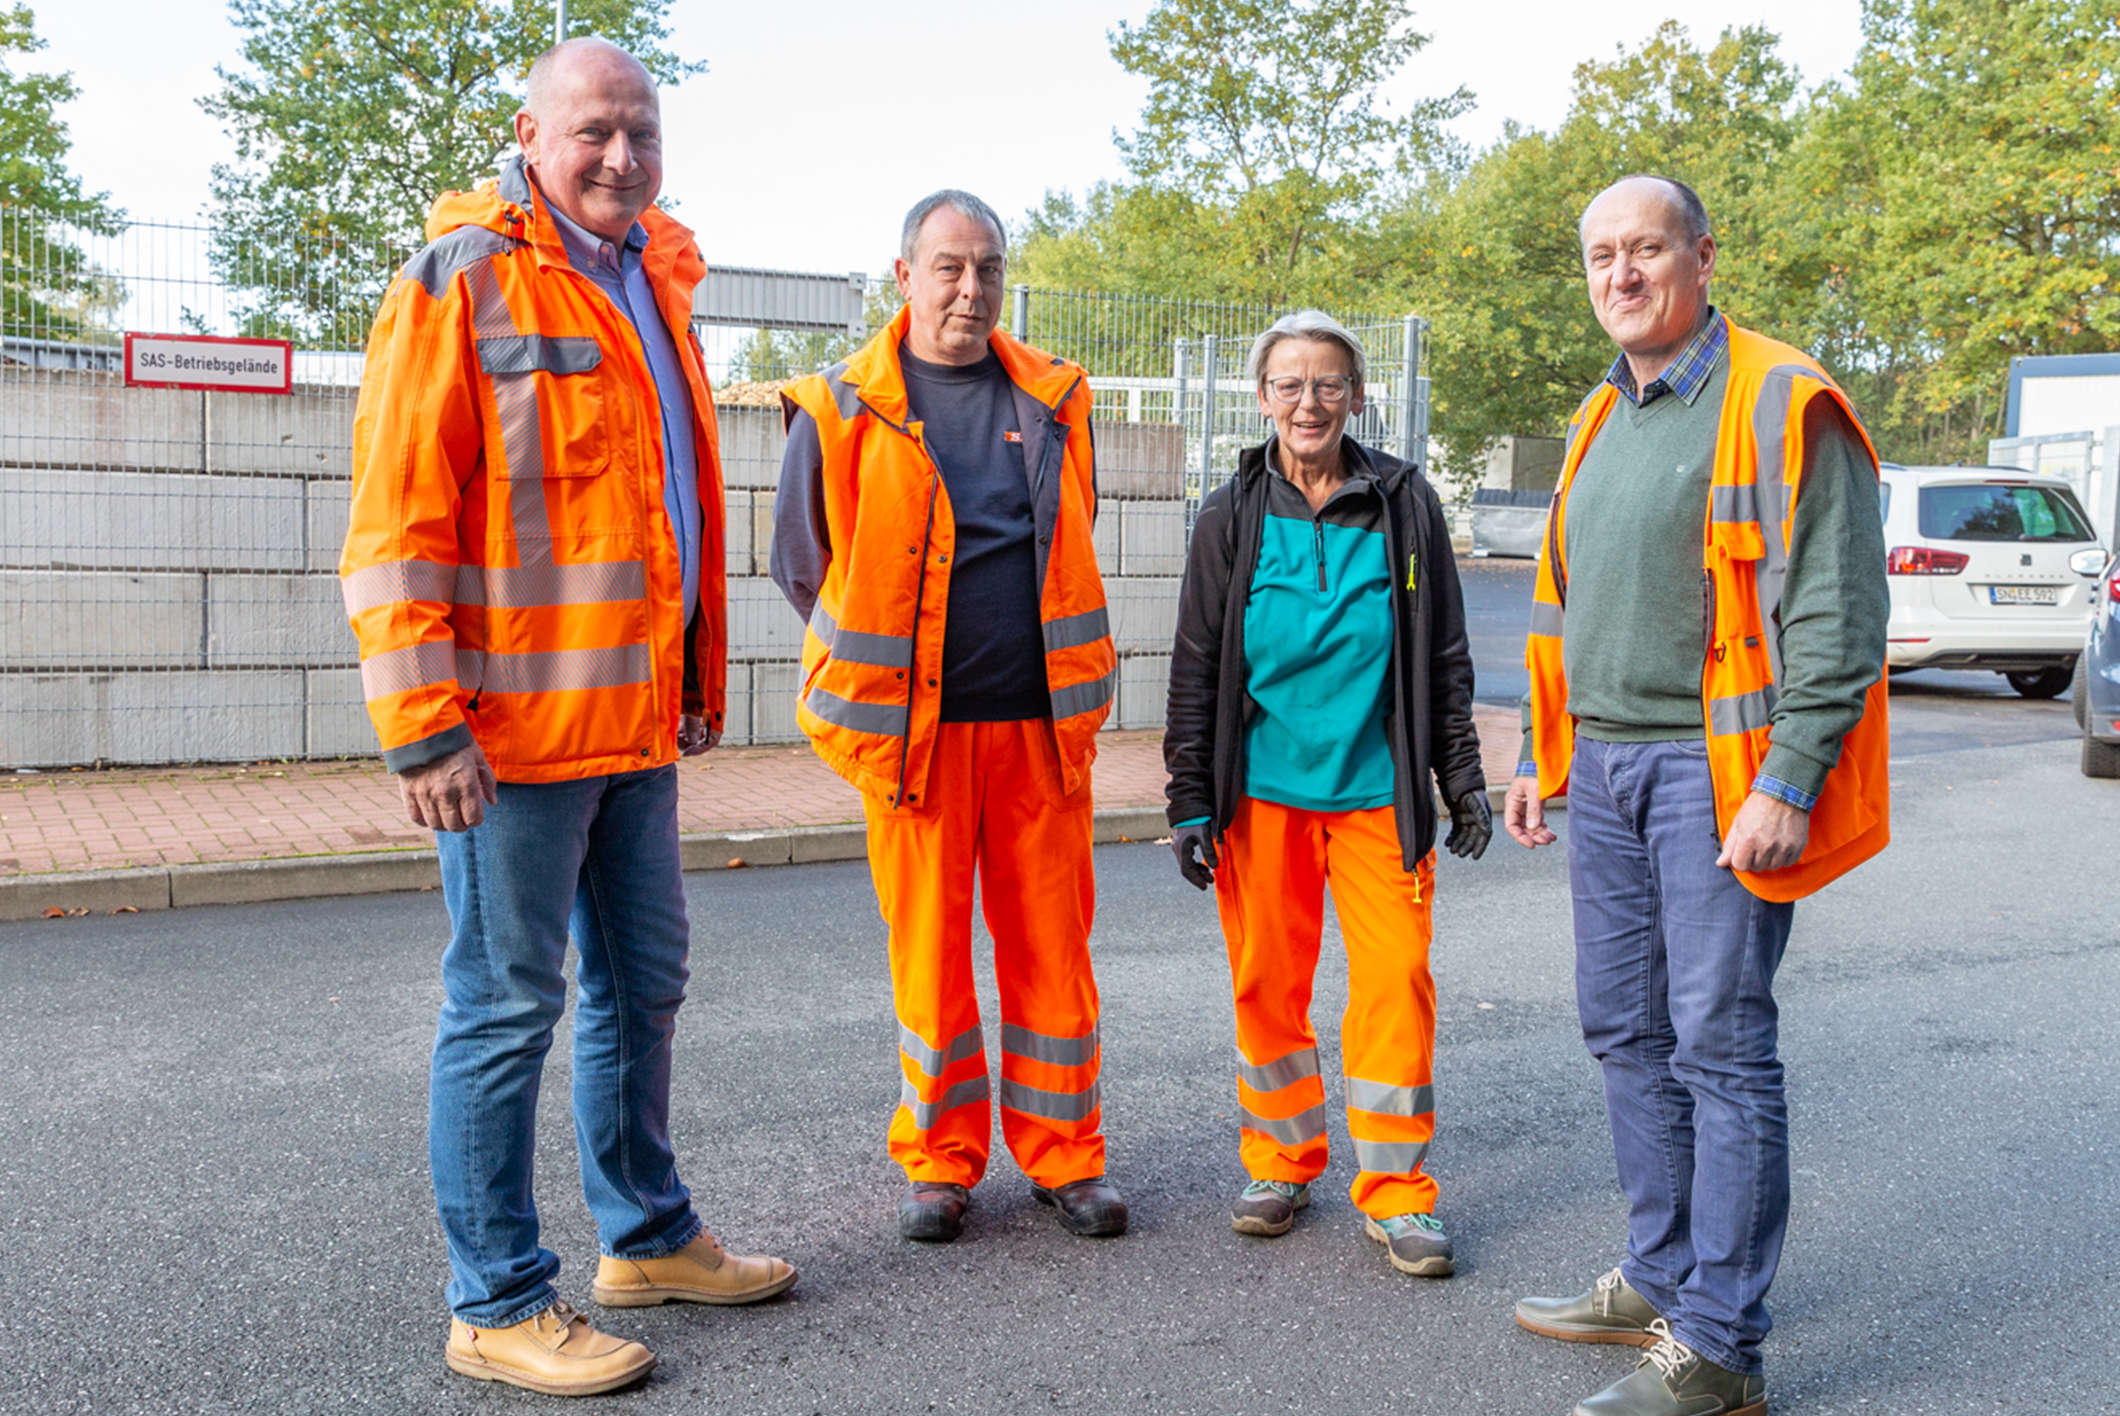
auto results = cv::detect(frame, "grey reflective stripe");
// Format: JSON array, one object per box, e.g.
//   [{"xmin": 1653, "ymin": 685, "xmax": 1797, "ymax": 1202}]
[
  {"xmin": 899, "ymin": 1074, "xmax": 990, "ymax": 1131},
  {"xmin": 1049, "ymin": 670, "xmax": 1117, "ymax": 722},
  {"xmin": 898, "ymin": 1022, "xmax": 985, "ymax": 1078},
  {"xmin": 1344, "ymin": 1078, "xmax": 1435, "ymax": 1117},
  {"xmin": 1751, "ymin": 367, "xmax": 1812, "ymax": 688},
  {"xmin": 465, "ymin": 259, "xmax": 553, "ymax": 563},
  {"xmin": 802, "ymin": 686, "xmax": 909, "ymax": 738},
  {"xmin": 1711, "ymin": 483, "xmax": 1759, "ymax": 525},
  {"xmin": 360, "ymin": 639, "xmax": 458, "ymax": 700},
  {"xmin": 1238, "ymin": 1046, "xmax": 1321, "ymax": 1093},
  {"xmin": 823, "ymin": 364, "xmax": 862, "ymax": 421},
  {"xmin": 473, "ymin": 642, "xmax": 651, "ymax": 695},
  {"xmin": 1709, "ymin": 683, "xmax": 1778, "ymax": 736},
  {"xmin": 341, "ymin": 560, "xmax": 459, "ymax": 618},
  {"xmin": 1352, "ymin": 1137, "xmax": 1431, "ymax": 1175},
  {"xmin": 477, "ymin": 333, "xmax": 604, "ymax": 376},
  {"xmin": 1000, "ymin": 1021, "xmax": 1098, "ymax": 1068},
  {"xmin": 1239, "ymin": 1102, "xmax": 1328, "ymax": 1145},
  {"xmin": 1041, "ymin": 607, "xmax": 1111, "ymax": 653},
  {"xmin": 808, "ymin": 602, "xmax": 913, "ymax": 668},
  {"xmin": 1528, "ymin": 601, "xmax": 1565, "ymax": 638},
  {"xmin": 457, "ymin": 561, "xmax": 646, "ymax": 610},
  {"xmin": 400, "ymin": 228, "xmax": 512, "ymax": 300},
  {"xmin": 997, "ymin": 1076, "xmax": 1102, "ymax": 1123}
]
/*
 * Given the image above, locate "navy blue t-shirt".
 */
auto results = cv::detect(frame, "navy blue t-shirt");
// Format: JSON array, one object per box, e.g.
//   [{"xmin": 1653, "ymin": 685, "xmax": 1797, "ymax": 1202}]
[{"xmin": 899, "ymin": 348, "xmax": 1049, "ymax": 722}]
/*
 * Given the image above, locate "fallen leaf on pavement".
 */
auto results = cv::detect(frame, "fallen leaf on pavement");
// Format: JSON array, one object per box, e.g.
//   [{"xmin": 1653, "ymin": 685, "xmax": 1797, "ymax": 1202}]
[
  {"xmin": 111, "ymin": 906, "xmax": 139, "ymax": 914},
  {"xmin": 42, "ymin": 906, "xmax": 64, "ymax": 918},
  {"xmin": 726, "ymin": 857, "xmax": 747, "ymax": 869}
]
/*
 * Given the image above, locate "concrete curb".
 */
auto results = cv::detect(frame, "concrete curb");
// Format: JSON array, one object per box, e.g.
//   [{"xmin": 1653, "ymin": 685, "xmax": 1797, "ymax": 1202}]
[{"xmin": 0, "ymin": 806, "xmax": 1190, "ymax": 920}]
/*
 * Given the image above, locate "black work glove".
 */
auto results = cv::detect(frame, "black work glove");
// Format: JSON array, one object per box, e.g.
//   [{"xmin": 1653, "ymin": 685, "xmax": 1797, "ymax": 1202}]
[
  {"xmin": 1445, "ymin": 789, "xmax": 1493, "ymax": 860},
  {"xmin": 1171, "ymin": 821, "xmax": 1219, "ymax": 890}
]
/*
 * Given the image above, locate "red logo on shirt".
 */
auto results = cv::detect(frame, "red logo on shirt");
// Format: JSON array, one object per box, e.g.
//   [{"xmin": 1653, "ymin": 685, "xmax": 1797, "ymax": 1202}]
[{"xmin": 1003, "ymin": 431, "xmax": 1022, "ymax": 443}]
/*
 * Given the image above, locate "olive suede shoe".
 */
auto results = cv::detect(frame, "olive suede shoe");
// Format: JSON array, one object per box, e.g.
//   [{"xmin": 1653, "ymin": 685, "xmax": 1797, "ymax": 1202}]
[
  {"xmin": 1364, "ymin": 1211, "xmax": 1453, "ymax": 1276},
  {"xmin": 1230, "ymin": 1179, "xmax": 1309, "ymax": 1236},
  {"xmin": 592, "ymin": 1231, "xmax": 797, "ymax": 1307},
  {"xmin": 898, "ymin": 1182, "xmax": 972, "ymax": 1242},
  {"xmin": 1574, "ymin": 1322, "xmax": 1766, "ymax": 1416},
  {"xmin": 1032, "ymin": 1176, "xmax": 1129, "ymax": 1236},
  {"xmin": 1516, "ymin": 1266, "xmax": 1665, "ymax": 1347},
  {"xmin": 445, "ymin": 1299, "xmax": 655, "ymax": 1397}
]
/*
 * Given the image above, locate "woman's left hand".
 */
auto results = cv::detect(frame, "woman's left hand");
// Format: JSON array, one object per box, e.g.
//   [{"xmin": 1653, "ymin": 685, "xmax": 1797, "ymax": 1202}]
[{"xmin": 1445, "ymin": 790, "xmax": 1493, "ymax": 860}]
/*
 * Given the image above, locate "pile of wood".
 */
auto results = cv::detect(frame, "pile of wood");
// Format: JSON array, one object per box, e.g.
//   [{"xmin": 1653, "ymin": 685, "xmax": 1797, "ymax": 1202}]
[{"xmin": 713, "ymin": 378, "xmax": 797, "ymax": 406}]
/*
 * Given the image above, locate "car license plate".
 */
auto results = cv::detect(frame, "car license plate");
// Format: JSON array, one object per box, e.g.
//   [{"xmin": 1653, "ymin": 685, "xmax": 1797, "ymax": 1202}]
[{"xmin": 1989, "ymin": 585, "xmax": 2059, "ymax": 606}]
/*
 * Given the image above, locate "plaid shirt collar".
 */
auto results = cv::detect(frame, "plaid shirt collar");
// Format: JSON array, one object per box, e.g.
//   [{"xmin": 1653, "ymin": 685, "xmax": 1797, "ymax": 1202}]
[{"xmin": 1605, "ymin": 308, "xmax": 1727, "ymax": 407}]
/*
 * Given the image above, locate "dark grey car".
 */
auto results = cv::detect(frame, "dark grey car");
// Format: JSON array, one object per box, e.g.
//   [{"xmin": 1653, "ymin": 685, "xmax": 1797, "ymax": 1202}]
[{"xmin": 2074, "ymin": 551, "xmax": 2120, "ymax": 777}]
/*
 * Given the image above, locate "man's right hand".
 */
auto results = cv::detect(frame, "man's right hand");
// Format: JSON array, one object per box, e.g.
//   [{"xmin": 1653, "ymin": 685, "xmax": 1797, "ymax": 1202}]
[
  {"xmin": 398, "ymin": 741, "xmax": 499, "ymax": 833},
  {"xmin": 1504, "ymin": 775, "xmax": 1557, "ymax": 849}
]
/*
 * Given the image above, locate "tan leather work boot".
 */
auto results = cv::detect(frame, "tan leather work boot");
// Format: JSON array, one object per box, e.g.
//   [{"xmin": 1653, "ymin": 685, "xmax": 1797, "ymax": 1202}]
[
  {"xmin": 592, "ymin": 1230, "xmax": 797, "ymax": 1307},
  {"xmin": 444, "ymin": 1299, "xmax": 654, "ymax": 1396}
]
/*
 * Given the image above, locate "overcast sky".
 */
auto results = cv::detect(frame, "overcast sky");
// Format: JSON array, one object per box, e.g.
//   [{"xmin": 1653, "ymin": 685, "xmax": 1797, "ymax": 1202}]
[{"xmin": 39, "ymin": 0, "xmax": 1865, "ymax": 276}]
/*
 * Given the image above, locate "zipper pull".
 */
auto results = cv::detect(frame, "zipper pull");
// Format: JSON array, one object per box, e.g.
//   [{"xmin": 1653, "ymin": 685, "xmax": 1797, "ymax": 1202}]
[
  {"xmin": 1315, "ymin": 520, "xmax": 1327, "ymax": 592},
  {"xmin": 1406, "ymin": 549, "xmax": 1418, "ymax": 592}
]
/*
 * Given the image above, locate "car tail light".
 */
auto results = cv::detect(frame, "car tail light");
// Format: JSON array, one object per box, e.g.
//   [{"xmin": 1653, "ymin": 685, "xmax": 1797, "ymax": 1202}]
[{"xmin": 1887, "ymin": 546, "xmax": 1970, "ymax": 575}]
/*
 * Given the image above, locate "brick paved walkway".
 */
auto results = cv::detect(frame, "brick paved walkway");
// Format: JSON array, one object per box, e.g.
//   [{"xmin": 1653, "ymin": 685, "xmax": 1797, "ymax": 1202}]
[{"xmin": 0, "ymin": 709, "xmax": 1521, "ymax": 877}]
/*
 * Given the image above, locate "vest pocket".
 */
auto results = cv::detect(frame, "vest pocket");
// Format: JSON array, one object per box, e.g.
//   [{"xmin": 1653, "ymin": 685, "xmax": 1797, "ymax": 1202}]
[{"xmin": 480, "ymin": 337, "xmax": 609, "ymax": 479}]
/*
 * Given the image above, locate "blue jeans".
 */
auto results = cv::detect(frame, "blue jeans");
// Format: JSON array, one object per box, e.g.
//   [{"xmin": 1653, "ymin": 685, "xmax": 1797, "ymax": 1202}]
[
  {"xmin": 430, "ymin": 764, "xmax": 703, "ymax": 1326},
  {"xmin": 1567, "ymin": 737, "xmax": 1796, "ymax": 1376}
]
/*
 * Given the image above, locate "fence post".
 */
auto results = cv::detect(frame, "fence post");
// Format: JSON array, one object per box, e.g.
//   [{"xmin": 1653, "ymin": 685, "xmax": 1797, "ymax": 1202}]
[
  {"xmin": 555, "ymin": 0, "xmax": 568, "ymax": 42},
  {"xmin": 1011, "ymin": 284, "xmax": 1030, "ymax": 341},
  {"xmin": 1199, "ymin": 333, "xmax": 1219, "ymax": 504},
  {"xmin": 1175, "ymin": 338, "xmax": 1193, "ymax": 533},
  {"xmin": 1399, "ymin": 313, "xmax": 1429, "ymax": 468}
]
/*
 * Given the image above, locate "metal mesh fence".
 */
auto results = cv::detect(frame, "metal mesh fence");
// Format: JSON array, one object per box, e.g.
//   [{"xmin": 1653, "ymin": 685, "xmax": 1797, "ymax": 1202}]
[{"xmin": 1, "ymin": 205, "xmax": 1424, "ymax": 764}]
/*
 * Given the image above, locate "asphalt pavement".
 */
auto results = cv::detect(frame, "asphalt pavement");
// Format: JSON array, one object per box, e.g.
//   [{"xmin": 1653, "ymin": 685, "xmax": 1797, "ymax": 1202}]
[{"xmin": 4, "ymin": 723, "xmax": 2115, "ymax": 1413}]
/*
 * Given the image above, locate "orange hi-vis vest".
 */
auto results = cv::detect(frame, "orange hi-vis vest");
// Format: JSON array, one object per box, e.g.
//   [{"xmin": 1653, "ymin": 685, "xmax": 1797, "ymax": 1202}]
[
  {"xmin": 342, "ymin": 157, "xmax": 727, "ymax": 782},
  {"xmin": 778, "ymin": 308, "xmax": 1115, "ymax": 808},
  {"xmin": 1527, "ymin": 322, "xmax": 1890, "ymax": 902}
]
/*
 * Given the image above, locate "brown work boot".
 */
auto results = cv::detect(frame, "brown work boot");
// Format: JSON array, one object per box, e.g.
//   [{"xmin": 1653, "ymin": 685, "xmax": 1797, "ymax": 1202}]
[
  {"xmin": 592, "ymin": 1230, "xmax": 797, "ymax": 1307},
  {"xmin": 445, "ymin": 1299, "xmax": 655, "ymax": 1396}
]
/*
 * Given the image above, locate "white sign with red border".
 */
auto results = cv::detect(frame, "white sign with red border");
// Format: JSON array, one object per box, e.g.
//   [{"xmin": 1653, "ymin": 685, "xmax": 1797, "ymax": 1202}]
[{"xmin": 124, "ymin": 332, "xmax": 293, "ymax": 395}]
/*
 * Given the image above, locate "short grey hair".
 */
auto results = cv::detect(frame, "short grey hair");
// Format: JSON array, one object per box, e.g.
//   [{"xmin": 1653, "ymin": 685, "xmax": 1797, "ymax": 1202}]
[
  {"xmin": 1246, "ymin": 310, "xmax": 1366, "ymax": 391},
  {"xmin": 900, "ymin": 190, "xmax": 1007, "ymax": 264},
  {"xmin": 1581, "ymin": 173, "xmax": 1712, "ymax": 244}
]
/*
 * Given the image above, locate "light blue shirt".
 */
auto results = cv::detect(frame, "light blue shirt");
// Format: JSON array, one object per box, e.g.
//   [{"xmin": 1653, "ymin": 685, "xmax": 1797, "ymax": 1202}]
[{"xmin": 541, "ymin": 193, "xmax": 703, "ymax": 626}]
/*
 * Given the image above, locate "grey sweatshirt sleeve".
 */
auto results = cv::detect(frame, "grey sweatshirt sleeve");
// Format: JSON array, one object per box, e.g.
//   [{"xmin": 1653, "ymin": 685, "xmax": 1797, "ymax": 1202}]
[
  {"xmin": 1759, "ymin": 396, "xmax": 1890, "ymax": 801},
  {"xmin": 769, "ymin": 397, "xmax": 830, "ymax": 624}
]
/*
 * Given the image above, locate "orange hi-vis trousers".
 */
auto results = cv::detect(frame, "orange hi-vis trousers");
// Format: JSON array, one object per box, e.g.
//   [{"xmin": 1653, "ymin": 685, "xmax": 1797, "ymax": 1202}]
[
  {"xmin": 863, "ymin": 718, "xmax": 1105, "ymax": 1190},
  {"xmin": 1214, "ymin": 796, "xmax": 1439, "ymax": 1219}
]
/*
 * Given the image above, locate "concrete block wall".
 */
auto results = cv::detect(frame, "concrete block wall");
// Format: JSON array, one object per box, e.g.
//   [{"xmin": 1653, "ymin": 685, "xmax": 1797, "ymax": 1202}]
[{"xmin": 1, "ymin": 378, "xmax": 1188, "ymax": 766}]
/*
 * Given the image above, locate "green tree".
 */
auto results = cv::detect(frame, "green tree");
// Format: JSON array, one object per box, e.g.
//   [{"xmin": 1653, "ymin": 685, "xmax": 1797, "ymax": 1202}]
[
  {"xmin": 1016, "ymin": 0, "xmax": 1468, "ymax": 306},
  {"xmin": 202, "ymin": 0, "xmax": 701, "ymax": 345},
  {"xmin": 1785, "ymin": 0, "xmax": 2120, "ymax": 464},
  {"xmin": 0, "ymin": 2, "xmax": 124, "ymax": 340},
  {"xmin": 1383, "ymin": 22, "xmax": 1806, "ymax": 481}
]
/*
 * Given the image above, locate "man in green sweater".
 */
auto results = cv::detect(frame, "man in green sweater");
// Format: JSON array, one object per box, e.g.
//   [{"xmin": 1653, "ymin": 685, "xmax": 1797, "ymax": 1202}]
[{"xmin": 1504, "ymin": 176, "xmax": 1890, "ymax": 1416}]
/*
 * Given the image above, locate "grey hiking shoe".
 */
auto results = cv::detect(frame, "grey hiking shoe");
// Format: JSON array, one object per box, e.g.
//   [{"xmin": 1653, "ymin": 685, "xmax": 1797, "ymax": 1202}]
[
  {"xmin": 1516, "ymin": 1266, "xmax": 1665, "ymax": 1347},
  {"xmin": 1363, "ymin": 1211, "xmax": 1453, "ymax": 1276},
  {"xmin": 1574, "ymin": 1321, "xmax": 1766, "ymax": 1416},
  {"xmin": 1230, "ymin": 1180, "xmax": 1309, "ymax": 1236}
]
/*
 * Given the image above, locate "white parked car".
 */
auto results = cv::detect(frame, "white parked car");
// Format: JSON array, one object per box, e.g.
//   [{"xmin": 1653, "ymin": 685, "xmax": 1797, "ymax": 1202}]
[{"xmin": 1880, "ymin": 464, "xmax": 2107, "ymax": 698}]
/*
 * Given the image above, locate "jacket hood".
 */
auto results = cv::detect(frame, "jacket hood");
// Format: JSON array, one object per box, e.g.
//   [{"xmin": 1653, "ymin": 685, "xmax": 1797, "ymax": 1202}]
[{"xmin": 421, "ymin": 154, "xmax": 698, "ymax": 269}]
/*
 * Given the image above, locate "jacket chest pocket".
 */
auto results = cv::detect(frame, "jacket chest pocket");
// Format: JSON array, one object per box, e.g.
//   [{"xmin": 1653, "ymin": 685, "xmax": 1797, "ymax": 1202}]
[{"xmin": 479, "ymin": 335, "xmax": 609, "ymax": 479}]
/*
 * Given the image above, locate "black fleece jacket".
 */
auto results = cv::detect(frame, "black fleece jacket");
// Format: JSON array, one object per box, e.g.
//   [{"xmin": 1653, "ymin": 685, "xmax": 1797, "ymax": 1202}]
[{"xmin": 1162, "ymin": 437, "xmax": 1485, "ymax": 870}]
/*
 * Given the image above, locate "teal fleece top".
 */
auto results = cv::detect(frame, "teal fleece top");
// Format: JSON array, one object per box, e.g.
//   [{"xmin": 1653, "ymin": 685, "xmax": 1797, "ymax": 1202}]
[{"xmin": 1240, "ymin": 470, "xmax": 1397, "ymax": 812}]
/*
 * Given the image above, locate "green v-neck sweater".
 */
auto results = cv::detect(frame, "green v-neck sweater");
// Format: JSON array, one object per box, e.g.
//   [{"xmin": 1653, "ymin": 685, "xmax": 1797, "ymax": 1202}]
[{"xmin": 1520, "ymin": 356, "xmax": 1889, "ymax": 800}]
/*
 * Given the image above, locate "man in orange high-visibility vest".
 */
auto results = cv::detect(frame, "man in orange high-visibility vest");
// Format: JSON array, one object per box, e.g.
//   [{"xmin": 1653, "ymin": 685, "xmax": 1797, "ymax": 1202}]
[
  {"xmin": 343, "ymin": 38, "xmax": 793, "ymax": 1399},
  {"xmin": 1504, "ymin": 175, "xmax": 1890, "ymax": 1416},
  {"xmin": 772, "ymin": 191, "xmax": 1125, "ymax": 1244}
]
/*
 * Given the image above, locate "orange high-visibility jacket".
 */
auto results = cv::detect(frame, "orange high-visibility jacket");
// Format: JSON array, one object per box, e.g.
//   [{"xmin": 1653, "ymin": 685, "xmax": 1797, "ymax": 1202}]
[
  {"xmin": 773, "ymin": 307, "xmax": 1115, "ymax": 808},
  {"xmin": 1526, "ymin": 322, "xmax": 1890, "ymax": 902},
  {"xmin": 341, "ymin": 156, "xmax": 726, "ymax": 782}
]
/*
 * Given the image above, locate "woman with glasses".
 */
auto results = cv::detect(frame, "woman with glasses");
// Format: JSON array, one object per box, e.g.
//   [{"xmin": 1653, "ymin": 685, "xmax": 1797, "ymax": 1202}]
[{"xmin": 1162, "ymin": 309, "xmax": 1491, "ymax": 1276}]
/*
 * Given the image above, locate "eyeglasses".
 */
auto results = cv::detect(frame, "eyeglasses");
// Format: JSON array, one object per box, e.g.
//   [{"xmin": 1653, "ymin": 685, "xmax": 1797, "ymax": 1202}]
[{"xmin": 1264, "ymin": 376, "xmax": 1353, "ymax": 405}]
